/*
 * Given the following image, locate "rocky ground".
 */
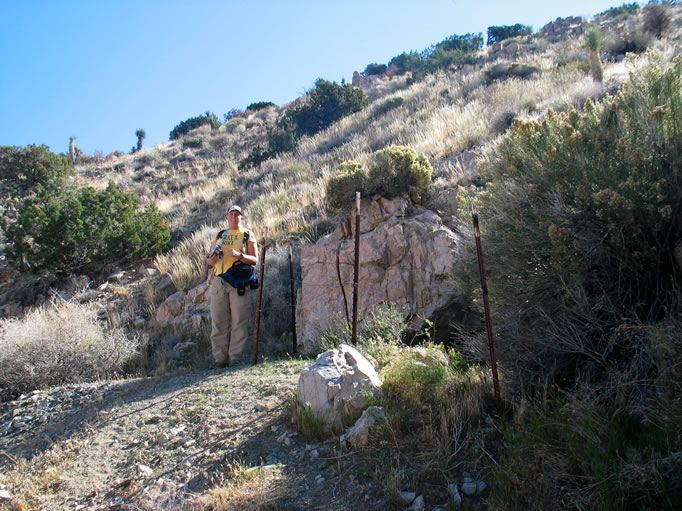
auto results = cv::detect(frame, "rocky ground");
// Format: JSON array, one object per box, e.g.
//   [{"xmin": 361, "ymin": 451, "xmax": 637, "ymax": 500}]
[{"xmin": 0, "ymin": 360, "xmax": 396, "ymax": 510}]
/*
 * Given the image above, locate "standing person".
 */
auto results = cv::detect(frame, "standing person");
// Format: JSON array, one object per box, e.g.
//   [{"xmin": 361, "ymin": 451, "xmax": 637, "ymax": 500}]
[{"xmin": 206, "ymin": 205, "xmax": 258, "ymax": 367}]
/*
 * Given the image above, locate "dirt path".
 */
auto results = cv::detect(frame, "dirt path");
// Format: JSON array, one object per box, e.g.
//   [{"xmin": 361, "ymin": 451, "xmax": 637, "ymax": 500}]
[{"xmin": 0, "ymin": 360, "xmax": 387, "ymax": 510}]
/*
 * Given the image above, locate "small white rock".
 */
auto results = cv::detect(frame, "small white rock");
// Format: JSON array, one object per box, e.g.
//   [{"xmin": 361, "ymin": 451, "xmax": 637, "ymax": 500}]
[
  {"xmin": 0, "ymin": 489, "xmax": 11, "ymax": 501},
  {"xmin": 407, "ymin": 495, "xmax": 425, "ymax": 510},
  {"xmin": 138, "ymin": 464, "xmax": 154, "ymax": 476},
  {"xmin": 399, "ymin": 491, "xmax": 416, "ymax": 505},
  {"xmin": 461, "ymin": 481, "xmax": 477, "ymax": 496},
  {"xmin": 448, "ymin": 482, "xmax": 462, "ymax": 505}
]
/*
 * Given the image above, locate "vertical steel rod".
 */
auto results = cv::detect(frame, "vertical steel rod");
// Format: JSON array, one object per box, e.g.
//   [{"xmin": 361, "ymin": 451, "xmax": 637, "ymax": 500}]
[
  {"xmin": 471, "ymin": 204, "xmax": 501, "ymax": 404},
  {"xmin": 252, "ymin": 227, "xmax": 268, "ymax": 365},
  {"xmin": 351, "ymin": 192, "xmax": 361, "ymax": 345},
  {"xmin": 289, "ymin": 245, "xmax": 298, "ymax": 355}
]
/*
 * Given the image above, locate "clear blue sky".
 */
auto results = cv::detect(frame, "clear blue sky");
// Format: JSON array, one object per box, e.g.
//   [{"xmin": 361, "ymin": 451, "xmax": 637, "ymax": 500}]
[{"xmin": 1, "ymin": 0, "xmax": 621, "ymax": 156}]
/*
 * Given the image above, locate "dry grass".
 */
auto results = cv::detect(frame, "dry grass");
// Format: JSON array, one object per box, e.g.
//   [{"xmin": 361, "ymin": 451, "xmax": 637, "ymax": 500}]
[
  {"xmin": 191, "ymin": 460, "xmax": 288, "ymax": 510},
  {"xmin": 0, "ymin": 297, "xmax": 139, "ymax": 401},
  {"xmin": 153, "ymin": 224, "xmax": 218, "ymax": 291},
  {"xmin": 0, "ymin": 438, "xmax": 82, "ymax": 510}
]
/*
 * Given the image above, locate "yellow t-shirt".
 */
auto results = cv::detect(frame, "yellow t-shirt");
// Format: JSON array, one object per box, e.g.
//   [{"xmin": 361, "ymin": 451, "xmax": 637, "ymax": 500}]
[{"xmin": 211, "ymin": 228, "xmax": 254, "ymax": 275}]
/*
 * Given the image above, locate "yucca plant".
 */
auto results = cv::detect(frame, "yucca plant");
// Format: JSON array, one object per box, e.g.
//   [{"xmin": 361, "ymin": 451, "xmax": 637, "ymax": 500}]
[{"xmin": 585, "ymin": 26, "xmax": 604, "ymax": 83}]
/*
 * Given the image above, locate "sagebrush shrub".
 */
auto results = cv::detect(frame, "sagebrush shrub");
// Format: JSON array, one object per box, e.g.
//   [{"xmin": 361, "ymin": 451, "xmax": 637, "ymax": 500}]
[
  {"xmin": 457, "ymin": 54, "xmax": 682, "ymax": 387},
  {"xmin": 0, "ymin": 297, "xmax": 140, "ymax": 400},
  {"xmin": 368, "ymin": 145, "xmax": 432, "ymax": 201},
  {"xmin": 326, "ymin": 146, "xmax": 433, "ymax": 209},
  {"xmin": 326, "ymin": 161, "xmax": 367, "ymax": 210}
]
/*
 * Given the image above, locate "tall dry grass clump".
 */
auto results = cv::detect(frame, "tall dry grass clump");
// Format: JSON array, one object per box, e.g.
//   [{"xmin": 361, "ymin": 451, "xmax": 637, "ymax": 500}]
[
  {"xmin": 153, "ymin": 224, "xmax": 219, "ymax": 291},
  {"xmin": 0, "ymin": 297, "xmax": 140, "ymax": 401}
]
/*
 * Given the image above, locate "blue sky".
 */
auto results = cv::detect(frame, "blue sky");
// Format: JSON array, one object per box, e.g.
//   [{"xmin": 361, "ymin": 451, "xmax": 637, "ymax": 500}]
[{"xmin": 1, "ymin": 0, "xmax": 621, "ymax": 156}]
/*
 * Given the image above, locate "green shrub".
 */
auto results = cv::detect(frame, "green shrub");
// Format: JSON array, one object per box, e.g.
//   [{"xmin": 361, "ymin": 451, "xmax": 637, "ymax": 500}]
[
  {"xmin": 318, "ymin": 303, "xmax": 407, "ymax": 368},
  {"xmin": 182, "ymin": 137, "xmax": 202, "ymax": 149},
  {"xmin": 238, "ymin": 145, "xmax": 270, "ymax": 171},
  {"xmin": 599, "ymin": 2, "xmax": 639, "ymax": 18},
  {"xmin": 371, "ymin": 97, "xmax": 404, "ymax": 119},
  {"xmin": 169, "ymin": 111, "xmax": 220, "ymax": 140},
  {"xmin": 381, "ymin": 344, "xmax": 453, "ymax": 406},
  {"xmin": 285, "ymin": 78, "xmax": 369, "ymax": 138},
  {"xmin": 246, "ymin": 101, "xmax": 277, "ymax": 111},
  {"xmin": 495, "ymin": 376, "xmax": 682, "ymax": 510},
  {"xmin": 457, "ymin": 54, "xmax": 682, "ymax": 388},
  {"xmin": 484, "ymin": 62, "xmax": 541, "ymax": 83},
  {"xmin": 363, "ymin": 63, "xmax": 387, "ymax": 76},
  {"xmin": 388, "ymin": 51, "xmax": 422, "ymax": 75},
  {"xmin": 0, "ymin": 144, "xmax": 73, "ymax": 191},
  {"xmin": 436, "ymin": 32, "xmax": 483, "ymax": 53},
  {"xmin": 386, "ymin": 33, "xmax": 482, "ymax": 83},
  {"xmin": 643, "ymin": 2, "xmax": 672, "ymax": 39},
  {"xmin": 487, "ymin": 24, "xmax": 532, "ymax": 45},
  {"xmin": 223, "ymin": 108, "xmax": 244, "ymax": 122},
  {"xmin": 368, "ymin": 145, "xmax": 432, "ymax": 201},
  {"xmin": 326, "ymin": 161, "xmax": 368, "ymax": 210},
  {"xmin": 266, "ymin": 124, "xmax": 297, "ymax": 155},
  {"xmin": 327, "ymin": 147, "xmax": 433, "ymax": 209},
  {"xmin": 6, "ymin": 181, "xmax": 171, "ymax": 275}
]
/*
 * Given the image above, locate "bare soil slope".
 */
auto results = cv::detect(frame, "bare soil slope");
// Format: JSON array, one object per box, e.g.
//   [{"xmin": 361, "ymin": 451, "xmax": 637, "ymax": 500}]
[{"xmin": 1, "ymin": 361, "xmax": 388, "ymax": 510}]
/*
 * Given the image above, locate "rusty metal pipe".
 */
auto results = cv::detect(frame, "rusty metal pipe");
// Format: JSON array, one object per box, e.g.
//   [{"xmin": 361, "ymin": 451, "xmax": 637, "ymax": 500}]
[
  {"xmin": 351, "ymin": 192, "xmax": 361, "ymax": 345},
  {"xmin": 471, "ymin": 204, "xmax": 501, "ymax": 404},
  {"xmin": 252, "ymin": 227, "xmax": 268, "ymax": 365},
  {"xmin": 289, "ymin": 245, "xmax": 298, "ymax": 355}
]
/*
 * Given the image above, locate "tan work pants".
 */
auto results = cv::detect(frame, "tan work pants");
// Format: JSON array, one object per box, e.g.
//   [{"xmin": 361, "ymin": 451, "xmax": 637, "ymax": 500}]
[{"xmin": 209, "ymin": 276, "xmax": 250, "ymax": 364}]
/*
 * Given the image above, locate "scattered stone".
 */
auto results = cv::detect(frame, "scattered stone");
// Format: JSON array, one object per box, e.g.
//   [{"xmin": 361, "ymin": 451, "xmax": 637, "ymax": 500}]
[
  {"xmin": 461, "ymin": 481, "xmax": 477, "ymax": 496},
  {"xmin": 399, "ymin": 491, "xmax": 416, "ymax": 505},
  {"xmin": 448, "ymin": 483, "xmax": 462, "ymax": 506},
  {"xmin": 157, "ymin": 277, "xmax": 174, "ymax": 292},
  {"xmin": 407, "ymin": 495, "xmax": 425, "ymax": 510},
  {"xmin": 108, "ymin": 271, "xmax": 126, "ymax": 282},
  {"xmin": 0, "ymin": 489, "xmax": 11, "ymax": 501},
  {"xmin": 340, "ymin": 406, "xmax": 387, "ymax": 449},
  {"xmin": 297, "ymin": 344, "xmax": 382, "ymax": 428}
]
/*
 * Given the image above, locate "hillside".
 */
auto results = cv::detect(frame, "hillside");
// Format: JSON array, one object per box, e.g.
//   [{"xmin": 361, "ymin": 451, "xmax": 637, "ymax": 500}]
[{"xmin": 1, "ymin": 3, "xmax": 682, "ymax": 510}]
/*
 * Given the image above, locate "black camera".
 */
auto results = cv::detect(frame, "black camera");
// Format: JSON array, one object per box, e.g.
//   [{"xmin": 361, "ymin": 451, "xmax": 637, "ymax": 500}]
[{"xmin": 210, "ymin": 244, "xmax": 223, "ymax": 259}]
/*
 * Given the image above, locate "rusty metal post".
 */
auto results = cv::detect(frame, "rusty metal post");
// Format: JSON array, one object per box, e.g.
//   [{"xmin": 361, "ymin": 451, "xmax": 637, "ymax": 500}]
[
  {"xmin": 252, "ymin": 227, "xmax": 268, "ymax": 365},
  {"xmin": 289, "ymin": 245, "xmax": 298, "ymax": 355},
  {"xmin": 471, "ymin": 204, "xmax": 501, "ymax": 404},
  {"xmin": 351, "ymin": 192, "xmax": 361, "ymax": 345}
]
